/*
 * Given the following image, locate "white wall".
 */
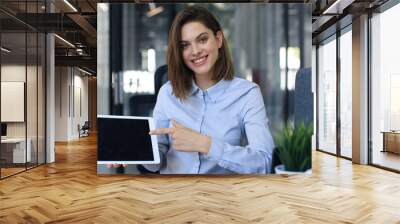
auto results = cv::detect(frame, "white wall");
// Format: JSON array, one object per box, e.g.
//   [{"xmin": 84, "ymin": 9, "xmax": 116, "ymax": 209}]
[
  {"xmin": 1, "ymin": 65, "xmax": 35, "ymax": 138},
  {"xmin": 72, "ymin": 73, "xmax": 89, "ymax": 138},
  {"xmin": 1, "ymin": 63, "xmax": 46, "ymax": 164},
  {"xmin": 55, "ymin": 67, "xmax": 89, "ymax": 141},
  {"xmin": 55, "ymin": 67, "xmax": 69, "ymax": 141},
  {"xmin": 1, "ymin": 65, "xmax": 26, "ymax": 81}
]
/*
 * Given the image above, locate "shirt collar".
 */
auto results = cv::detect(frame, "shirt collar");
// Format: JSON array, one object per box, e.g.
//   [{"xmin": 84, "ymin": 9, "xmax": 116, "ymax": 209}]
[
  {"xmin": 190, "ymin": 79, "xmax": 201, "ymax": 96},
  {"xmin": 190, "ymin": 78, "xmax": 231, "ymax": 103}
]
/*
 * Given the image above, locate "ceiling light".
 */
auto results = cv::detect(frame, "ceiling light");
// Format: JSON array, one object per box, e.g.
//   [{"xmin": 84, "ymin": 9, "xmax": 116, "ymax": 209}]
[
  {"xmin": 323, "ymin": 0, "xmax": 341, "ymax": 14},
  {"xmin": 322, "ymin": 0, "xmax": 354, "ymax": 15},
  {"xmin": 147, "ymin": 3, "xmax": 164, "ymax": 17},
  {"xmin": 54, "ymin": 34, "xmax": 75, "ymax": 48},
  {"xmin": 214, "ymin": 3, "xmax": 225, "ymax": 9},
  {"xmin": 63, "ymin": 0, "xmax": 78, "ymax": 12},
  {"xmin": 78, "ymin": 67, "xmax": 92, "ymax": 76},
  {"xmin": 98, "ymin": 3, "xmax": 108, "ymax": 12},
  {"xmin": 1, "ymin": 47, "xmax": 11, "ymax": 53}
]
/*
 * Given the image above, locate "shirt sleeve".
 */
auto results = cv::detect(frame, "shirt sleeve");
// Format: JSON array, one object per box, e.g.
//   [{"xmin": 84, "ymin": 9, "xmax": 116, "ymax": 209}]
[
  {"xmin": 203, "ymin": 86, "xmax": 275, "ymax": 174},
  {"xmin": 143, "ymin": 86, "xmax": 170, "ymax": 172}
]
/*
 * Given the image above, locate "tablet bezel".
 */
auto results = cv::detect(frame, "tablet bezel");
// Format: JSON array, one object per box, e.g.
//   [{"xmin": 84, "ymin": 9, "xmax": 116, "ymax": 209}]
[{"xmin": 97, "ymin": 115, "xmax": 160, "ymax": 165}]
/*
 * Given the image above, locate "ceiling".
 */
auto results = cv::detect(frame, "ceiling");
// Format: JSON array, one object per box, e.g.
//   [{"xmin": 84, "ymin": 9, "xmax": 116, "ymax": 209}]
[
  {"xmin": 0, "ymin": 0, "xmax": 392, "ymax": 75},
  {"xmin": 1, "ymin": 0, "xmax": 99, "ymax": 74}
]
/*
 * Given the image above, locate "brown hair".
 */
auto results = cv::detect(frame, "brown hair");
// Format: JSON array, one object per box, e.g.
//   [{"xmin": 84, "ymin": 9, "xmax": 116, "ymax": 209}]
[{"xmin": 167, "ymin": 6, "xmax": 234, "ymax": 100}]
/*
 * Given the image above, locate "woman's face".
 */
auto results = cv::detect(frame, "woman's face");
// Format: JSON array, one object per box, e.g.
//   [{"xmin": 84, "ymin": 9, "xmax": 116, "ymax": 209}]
[{"xmin": 180, "ymin": 21, "xmax": 223, "ymax": 78}]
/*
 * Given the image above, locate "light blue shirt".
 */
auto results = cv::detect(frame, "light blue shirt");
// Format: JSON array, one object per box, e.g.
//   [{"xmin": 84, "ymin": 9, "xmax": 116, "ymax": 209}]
[{"xmin": 146, "ymin": 77, "xmax": 275, "ymax": 174}]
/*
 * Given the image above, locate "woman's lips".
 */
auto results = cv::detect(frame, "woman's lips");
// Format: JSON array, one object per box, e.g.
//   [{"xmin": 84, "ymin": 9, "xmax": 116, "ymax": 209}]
[{"xmin": 191, "ymin": 55, "xmax": 208, "ymax": 67}]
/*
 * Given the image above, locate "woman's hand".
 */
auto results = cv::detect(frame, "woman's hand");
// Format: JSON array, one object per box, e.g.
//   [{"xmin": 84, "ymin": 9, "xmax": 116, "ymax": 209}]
[
  {"xmin": 106, "ymin": 164, "xmax": 128, "ymax": 168},
  {"xmin": 149, "ymin": 120, "xmax": 211, "ymax": 154}
]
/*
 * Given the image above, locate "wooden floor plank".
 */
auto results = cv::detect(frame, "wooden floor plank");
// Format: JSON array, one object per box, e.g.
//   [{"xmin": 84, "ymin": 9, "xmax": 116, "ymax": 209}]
[{"xmin": 0, "ymin": 135, "xmax": 400, "ymax": 223}]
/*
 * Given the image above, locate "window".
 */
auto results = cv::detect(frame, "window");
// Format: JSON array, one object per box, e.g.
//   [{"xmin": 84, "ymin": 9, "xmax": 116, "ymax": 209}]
[
  {"xmin": 318, "ymin": 37, "xmax": 337, "ymax": 154},
  {"xmin": 370, "ymin": 3, "xmax": 400, "ymax": 171},
  {"xmin": 339, "ymin": 29, "xmax": 352, "ymax": 158}
]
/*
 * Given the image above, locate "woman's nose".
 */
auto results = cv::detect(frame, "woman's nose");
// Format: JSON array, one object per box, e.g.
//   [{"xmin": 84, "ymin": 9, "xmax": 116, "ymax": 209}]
[{"xmin": 191, "ymin": 44, "xmax": 201, "ymax": 56}]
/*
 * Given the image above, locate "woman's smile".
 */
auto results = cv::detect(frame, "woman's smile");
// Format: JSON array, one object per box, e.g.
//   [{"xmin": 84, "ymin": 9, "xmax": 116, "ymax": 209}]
[{"xmin": 191, "ymin": 55, "xmax": 208, "ymax": 67}]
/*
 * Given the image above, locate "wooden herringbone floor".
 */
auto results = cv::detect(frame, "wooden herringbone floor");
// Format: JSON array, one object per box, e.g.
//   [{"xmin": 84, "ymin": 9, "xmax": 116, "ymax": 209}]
[{"xmin": 1, "ymin": 135, "xmax": 400, "ymax": 223}]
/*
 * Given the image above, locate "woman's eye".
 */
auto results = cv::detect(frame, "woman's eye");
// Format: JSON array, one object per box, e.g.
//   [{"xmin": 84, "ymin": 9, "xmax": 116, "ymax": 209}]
[
  {"xmin": 199, "ymin": 37, "xmax": 208, "ymax": 43},
  {"xmin": 181, "ymin": 44, "xmax": 189, "ymax": 49}
]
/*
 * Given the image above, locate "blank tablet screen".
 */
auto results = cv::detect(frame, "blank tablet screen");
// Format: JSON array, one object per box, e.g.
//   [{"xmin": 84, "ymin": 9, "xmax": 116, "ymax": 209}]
[{"xmin": 97, "ymin": 117, "xmax": 154, "ymax": 161}]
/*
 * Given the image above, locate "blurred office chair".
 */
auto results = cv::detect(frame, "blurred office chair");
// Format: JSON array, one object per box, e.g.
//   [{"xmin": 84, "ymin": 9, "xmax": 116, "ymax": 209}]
[
  {"xmin": 154, "ymin": 64, "xmax": 168, "ymax": 97},
  {"xmin": 78, "ymin": 121, "xmax": 90, "ymax": 138},
  {"xmin": 294, "ymin": 68, "xmax": 313, "ymax": 128},
  {"xmin": 129, "ymin": 65, "xmax": 168, "ymax": 117},
  {"xmin": 129, "ymin": 95, "xmax": 157, "ymax": 117}
]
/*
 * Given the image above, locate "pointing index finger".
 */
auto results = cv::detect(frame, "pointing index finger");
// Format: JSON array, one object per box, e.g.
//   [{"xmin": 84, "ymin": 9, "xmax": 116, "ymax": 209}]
[
  {"xmin": 171, "ymin": 120, "xmax": 184, "ymax": 128},
  {"xmin": 149, "ymin": 128, "xmax": 174, "ymax": 135}
]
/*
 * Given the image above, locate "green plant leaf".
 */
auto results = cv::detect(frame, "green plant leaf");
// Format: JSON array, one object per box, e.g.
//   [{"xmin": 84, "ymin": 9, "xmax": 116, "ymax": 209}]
[{"xmin": 275, "ymin": 122, "xmax": 312, "ymax": 172}]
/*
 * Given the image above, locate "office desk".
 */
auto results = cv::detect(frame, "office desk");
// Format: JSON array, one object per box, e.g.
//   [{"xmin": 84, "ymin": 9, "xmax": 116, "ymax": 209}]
[
  {"xmin": 381, "ymin": 131, "xmax": 400, "ymax": 154},
  {"xmin": 1, "ymin": 138, "xmax": 31, "ymax": 163}
]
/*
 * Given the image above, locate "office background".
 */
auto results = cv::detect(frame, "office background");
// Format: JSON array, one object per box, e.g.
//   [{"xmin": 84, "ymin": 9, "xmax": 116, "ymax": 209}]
[
  {"xmin": 314, "ymin": 2, "xmax": 400, "ymax": 172},
  {"xmin": 96, "ymin": 3, "xmax": 312, "ymax": 174},
  {"xmin": 0, "ymin": 0, "xmax": 95, "ymax": 179},
  {"xmin": 3, "ymin": 1, "xmax": 399, "ymax": 177},
  {"xmin": 0, "ymin": 2, "xmax": 47, "ymax": 178},
  {"xmin": 98, "ymin": 3, "xmax": 312, "ymax": 132}
]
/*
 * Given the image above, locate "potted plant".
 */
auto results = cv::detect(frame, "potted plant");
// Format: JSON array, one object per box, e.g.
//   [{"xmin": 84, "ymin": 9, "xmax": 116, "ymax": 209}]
[{"xmin": 274, "ymin": 123, "xmax": 313, "ymax": 174}]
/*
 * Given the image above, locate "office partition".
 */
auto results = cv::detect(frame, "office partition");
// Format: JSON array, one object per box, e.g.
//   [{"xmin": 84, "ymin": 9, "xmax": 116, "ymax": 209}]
[{"xmin": 0, "ymin": 1, "xmax": 47, "ymax": 179}]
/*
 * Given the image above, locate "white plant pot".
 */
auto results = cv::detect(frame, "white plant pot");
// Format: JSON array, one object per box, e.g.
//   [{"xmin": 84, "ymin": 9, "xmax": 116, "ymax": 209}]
[{"xmin": 274, "ymin": 164, "xmax": 312, "ymax": 175}]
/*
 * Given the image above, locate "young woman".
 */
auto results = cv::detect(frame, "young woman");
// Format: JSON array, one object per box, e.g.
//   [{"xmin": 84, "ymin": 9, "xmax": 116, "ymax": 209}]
[{"xmin": 144, "ymin": 6, "xmax": 275, "ymax": 174}]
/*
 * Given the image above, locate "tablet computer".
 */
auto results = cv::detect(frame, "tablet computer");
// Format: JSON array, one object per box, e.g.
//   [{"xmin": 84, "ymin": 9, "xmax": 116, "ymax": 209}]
[{"xmin": 97, "ymin": 115, "xmax": 160, "ymax": 165}]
